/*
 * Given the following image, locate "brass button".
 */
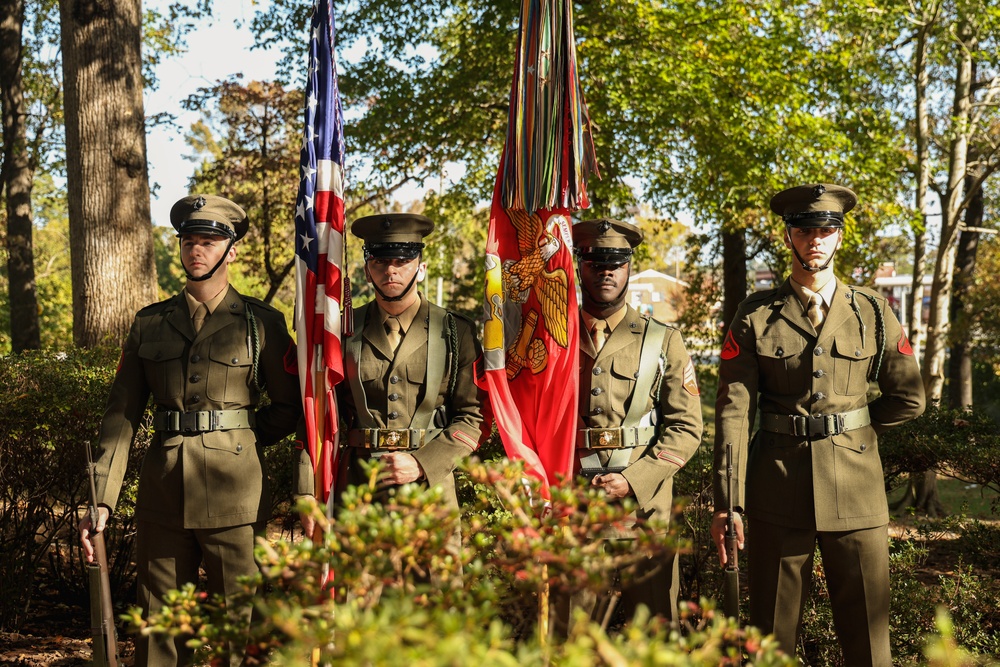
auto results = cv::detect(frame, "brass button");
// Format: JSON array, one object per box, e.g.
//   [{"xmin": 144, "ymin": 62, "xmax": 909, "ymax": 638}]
[
  {"xmin": 236, "ymin": 444, "xmax": 243, "ymax": 453},
  {"xmin": 814, "ymin": 347, "xmax": 824, "ymax": 356},
  {"xmin": 230, "ymin": 303, "xmax": 239, "ymax": 310},
  {"xmin": 190, "ymin": 355, "xmax": 201, "ymax": 363},
  {"xmin": 813, "ymin": 370, "xmax": 825, "ymax": 378},
  {"xmin": 388, "ymin": 411, "xmax": 399, "ymax": 420},
  {"xmin": 812, "ymin": 392, "xmax": 826, "ymax": 401},
  {"xmin": 855, "ymin": 350, "xmax": 862, "ymax": 357},
  {"xmin": 776, "ymin": 347, "xmax": 784, "ymax": 356},
  {"xmin": 593, "ymin": 407, "xmax": 603, "ymax": 415},
  {"xmin": 593, "ymin": 367, "xmax": 602, "ymax": 375},
  {"xmin": 190, "ymin": 374, "xmax": 202, "ymax": 383},
  {"xmin": 860, "ymin": 444, "xmax": 867, "ymax": 451},
  {"xmin": 390, "ymin": 375, "xmax": 401, "ymax": 384},
  {"xmin": 388, "ymin": 393, "xmax": 399, "ymax": 401},
  {"xmin": 154, "ymin": 351, "xmax": 163, "ymax": 360},
  {"xmin": 591, "ymin": 388, "xmax": 602, "ymax": 396},
  {"xmin": 189, "ymin": 394, "xmax": 201, "ymax": 404},
  {"xmin": 231, "ymin": 357, "xmax": 240, "ymax": 364}
]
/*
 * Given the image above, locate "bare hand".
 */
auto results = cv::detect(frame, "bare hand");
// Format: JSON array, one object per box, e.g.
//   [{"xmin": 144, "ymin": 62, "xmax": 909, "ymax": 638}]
[
  {"xmin": 710, "ymin": 510, "xmax": 745, "ymax": 567},
  {"xmin": 591, "ymin": 472, "xmax": 632, "ymax": 499},
  {"xmin": 299, "ymin": 512, "xmax": 317, "ymax": 541},
  {"xmin": 79, "ymin": 506, "xmax": 110, "ymax": 564},
  {"xmin": 378, "ymin": 452, "xmax": 425, "ymax": 486}
]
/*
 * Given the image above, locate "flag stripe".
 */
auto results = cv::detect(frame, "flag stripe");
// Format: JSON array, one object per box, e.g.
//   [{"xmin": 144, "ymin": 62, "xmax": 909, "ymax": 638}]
[{"xmin": 294, "ymin": 0, "xmax": 346, "ymax": 504}]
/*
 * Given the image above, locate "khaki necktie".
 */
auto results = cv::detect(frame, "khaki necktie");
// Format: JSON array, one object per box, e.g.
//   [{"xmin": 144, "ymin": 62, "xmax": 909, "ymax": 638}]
[
  {"xmin": 385, "ymin": 316, "xmax": 402, "ymax": 352},
  {"xmin": 591, "ymin": 320, "xmax": 608, "ymax": 353},
  {"xmin": 806, "ymin": 292, "xmax": 825, "ymax": 330},
  {"xmin": 193, "ymin": 303, "xmax": 208, "ymax": 333}
]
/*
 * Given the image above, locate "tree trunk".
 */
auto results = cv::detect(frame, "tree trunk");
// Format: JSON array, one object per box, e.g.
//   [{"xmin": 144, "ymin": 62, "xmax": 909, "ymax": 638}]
[
  {"xmin": 0, "ymin": 0, "xmax": 41, "ymax": 352},
  {"xmin": 921, "ymin": 16, "xmax": 975, "ymax": 406},
  {"xmin": 948, "ymin": 161, "xmax": 982, "ymax": 411},
  {"xmin": 59, "ymin": 0, "xmax": 156, "ymax": 348},
  {"xmin": 908, "ymin": 13, "xmax": 932, "ymax": 362},
  {"xmin": 720, "ymin": 226, "xmax": 747, "ymax": 336}
]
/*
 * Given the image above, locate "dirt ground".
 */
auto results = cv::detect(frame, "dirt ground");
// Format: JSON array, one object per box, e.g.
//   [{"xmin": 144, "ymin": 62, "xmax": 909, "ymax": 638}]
[{"xmin": 0, "ymin": 519, "xmax": 990, "ymax": 666}]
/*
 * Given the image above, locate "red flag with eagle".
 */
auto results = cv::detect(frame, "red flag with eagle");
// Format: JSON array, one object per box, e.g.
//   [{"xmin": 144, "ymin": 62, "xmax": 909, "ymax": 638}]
[
  {"xmin": 481, "ymin": 0, "xmax": 599, "ymax": 494},
  {"xmin": 294, "ymin": 0, "xmax": 349, "ymax": 505}
]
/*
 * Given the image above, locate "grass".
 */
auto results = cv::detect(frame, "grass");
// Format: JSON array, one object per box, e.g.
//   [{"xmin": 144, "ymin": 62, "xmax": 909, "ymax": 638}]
[{"xmin": 888, "ymin": 476, "xmax": 999, "ymax": 520}]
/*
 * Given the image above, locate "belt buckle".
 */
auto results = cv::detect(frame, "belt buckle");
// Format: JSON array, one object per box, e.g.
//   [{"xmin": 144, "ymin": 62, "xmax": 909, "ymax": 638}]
[
  {"xmin": 378, "ymin": 429, "xmax": 410, "ymax": 450},
  {"xmin": 592, "ymin": 428, "xmax": 621, "ymax": 449},
  {"xmin": 789, "ymin": 415, "xmax": 807, "ymax": 437}
]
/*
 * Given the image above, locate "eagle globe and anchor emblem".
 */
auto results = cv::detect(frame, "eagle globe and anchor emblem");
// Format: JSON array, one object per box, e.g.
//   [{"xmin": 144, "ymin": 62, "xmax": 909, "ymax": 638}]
[{"xmin": 483, "ymin": 210, "xmax": 573, "ymax": 379}]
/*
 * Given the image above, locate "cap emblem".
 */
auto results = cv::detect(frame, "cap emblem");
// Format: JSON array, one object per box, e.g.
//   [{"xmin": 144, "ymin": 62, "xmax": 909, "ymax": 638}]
[
  {"xmin": 598, "ymin": 220, "xmax": 611, "ymax": 233},
  {"xmin": 193, "ymin": 196, "xmax": 207, "ymax": 209},
  {"xmin": 812, "ymin": 185, "xmax": 826, "ymax": 197},
  {"xmin": 382, "ymin": 217, "xmax": 392, "ymax": 230}
]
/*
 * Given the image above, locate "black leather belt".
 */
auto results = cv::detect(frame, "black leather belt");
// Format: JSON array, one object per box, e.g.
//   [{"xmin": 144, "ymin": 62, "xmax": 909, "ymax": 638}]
[
  {"xmin": 760, "ymin": 407, "xmax": 870, "ymax": 438},
  {"xmin": 347, "ymin": 428, "xmax": 425, "ymax": 450},
  {"xmin": 153, "ymin": 409, "xmax": 255, "ymax": 433}
]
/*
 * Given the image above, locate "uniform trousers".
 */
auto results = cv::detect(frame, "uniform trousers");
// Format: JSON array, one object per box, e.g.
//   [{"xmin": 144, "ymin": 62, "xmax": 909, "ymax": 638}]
[
  {"xmin": 748, "ymin": 519, "xmax": 891, "ymax": 667},
  {"xmin": 552, "ymin": 547, "xmax": 679, "ymax": 635},
  {"xmin": 135, "ymin": 520, "xmax": 261, "ymax": 667}
]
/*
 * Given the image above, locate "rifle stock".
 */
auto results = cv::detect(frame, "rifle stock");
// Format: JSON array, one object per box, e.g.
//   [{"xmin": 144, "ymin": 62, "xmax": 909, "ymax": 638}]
[
  {"xmin": 86, "ymin": 442, "xmax": 118, "ymax": 667},
  {"xmin": 723, "ymin": 442, "xmax": 740, "ymax": 620}
]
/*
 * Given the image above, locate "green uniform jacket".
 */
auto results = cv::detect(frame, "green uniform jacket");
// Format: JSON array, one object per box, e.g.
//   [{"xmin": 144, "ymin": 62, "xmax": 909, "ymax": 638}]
[
  {"xmin": 93, "ymin": 286, "xmax": 302, "ymax": 530},
  {"xmin": 577, "ymin": 306, "xmax": 703, "ymax": 522},
  {"xmin": 713, "ymin": 279, "xmax": 925, "ymax": 531},
  {"xmin": 296, "ymin": 295, "xmax": 485, "ymax": 509}
]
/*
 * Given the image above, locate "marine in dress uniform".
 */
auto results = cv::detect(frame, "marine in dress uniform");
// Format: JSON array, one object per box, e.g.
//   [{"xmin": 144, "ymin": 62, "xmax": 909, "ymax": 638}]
[
  {"xmin": 78, "ymin": 195, "xmax": 301, "ymax": 667},
  {"xmin": 559, "ymin": 218, "xmax": 703, "ymax": 628},
  {"xmin": 710, "ymin": 184, "xmax": 925, "ymax": 665},
  {"xmin": 296, "ymin": 213, "xmax": 485, "ymax": 540}
]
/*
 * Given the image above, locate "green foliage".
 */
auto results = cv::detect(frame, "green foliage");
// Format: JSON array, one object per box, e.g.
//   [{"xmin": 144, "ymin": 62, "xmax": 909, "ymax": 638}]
[
  {"xmin": 133, "ymin": 459, "xmax": 797, "ymax": 665},
  {"xmin": 0, "ymin": 347, "xmax": 140, "ymax": 631},
  {"xmin": 879, "ymin": 406, "xmax": 1000, "ymax": 497}
]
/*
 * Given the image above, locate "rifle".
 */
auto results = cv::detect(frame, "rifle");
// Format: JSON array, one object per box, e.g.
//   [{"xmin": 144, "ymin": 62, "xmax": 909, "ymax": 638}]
[
  {"xmin": 85, "ymin": 441, "xmax": 119, "ymax": 667},
  {"xmin": 723, "ymin": 442, "xmax": 740, "ymax": 621}
]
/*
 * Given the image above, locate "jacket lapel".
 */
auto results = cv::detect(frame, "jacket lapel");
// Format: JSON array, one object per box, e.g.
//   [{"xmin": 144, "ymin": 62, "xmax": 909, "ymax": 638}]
[
  {"xmin": 817, "ymin": 280, "xmax": 852, "ymax": 346},
  {"xmin": 164, "ymin": 293, "xmax": 197, "ymax": 341},
  {"xmin": 579, "ymin": 311, "xmax": 597, "ymax": 360},
  {"xmin": 777, "ymin": 279, "xmax": 815, "ymax": 336},
  {"xmin": 597, "ymin": 306, "xmax": 641, "ymax": 361},
  {"xmin": 362, "ymin": 303, "xmax": 395, "ymax": 360},
  {"xmin": 390, "ymin": 297, "xmax": 429, "ymax": 372}
]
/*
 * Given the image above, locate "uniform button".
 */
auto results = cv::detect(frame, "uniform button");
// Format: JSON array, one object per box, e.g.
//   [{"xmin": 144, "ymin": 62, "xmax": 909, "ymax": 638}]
[
  {"xmin": 593, "ymin": 367, "xmax": 602, "ymax": 375},
  {"xmin": 236, "ymin": 444, "xmax": 243, "ymax": 453},
  {"xmin": 388, "ymin": 393, "xmax": 399, "ymax": 401},
  {"xmin": 189, "ymin": 394, "xmax": 201, "ymax": 404},
  {"xmin": 388, "ymin": 411, "xmax": 399, "ymax": 420},
  {"xmin": 593, "ymin": 407, "xmax": 604, "ymax": 415},
  {"xmin": 190, "ymin": 374, "xmax": 202, "ymax": 383},
  {"xmin": 814, "ymin": 347, "xmax": 824, "ymax": 356},
  {"xmin": 776, "ymin": 347, "xmax": 784, "ymax": 356},
  {"xmin": 231, "ymin": 357, "xmax": 240, "ymax": 364},
  {"xmin": 591, "ymin": 388, "xmax": 602, "ymax": 396},
  {"xmin": 813, "ymin": 370, "xmax": 825, "ymax": 378},
  {"xmin": 855, "ymin": 350, "xmax": 862, "ymax": 357},
  {"xmin": 190, "ymin": 355, "xmax": 201, "ymax": 363},
  {"xmin": 860, "ymin": 444, "xmax": 867, "ymax": 452},
  {"xmin": 154, "ymin": 351, "xmax": 163, "ymax": 360},
  {"xmin": 634, "ymin": 371, "xmax": 640, "ymax": 378},
  {"xmin": 629, "ymin": 322, "xmax": 637, "ymax": 329},
  {"xmin": 390, "ymin": 375, "xmax": 401, "ymax": 384},
  {"xmin": 812, "ymin": 392, "xmax": 826, "ymax": 401},
  {"xmin": 230, "ymin": 303, "xmax": 239, "ymax": 310}
]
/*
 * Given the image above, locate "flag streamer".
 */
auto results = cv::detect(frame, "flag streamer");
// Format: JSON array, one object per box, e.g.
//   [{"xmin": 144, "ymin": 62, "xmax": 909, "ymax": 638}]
[
  {"xmin": 294, "ymin": 0, "xmax": 347, "ymax": 504},
  {"xmin": 482, "ymin": 0, "xmax": 598, "ymax": 494}
]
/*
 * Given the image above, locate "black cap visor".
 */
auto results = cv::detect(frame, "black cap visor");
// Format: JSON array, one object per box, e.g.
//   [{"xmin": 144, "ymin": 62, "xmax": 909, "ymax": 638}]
[
  {"xmin": 176, "ymin": 220, "xmax": 238, "ymax": 239},
  {"xmin": 364, "ymin": 242, "xmax": 424, "ymax": 261},
  {"xmin": 576, "ymin": 247, "xmax": 632, "ymax": 265},
  {"xmin": 784, "ymin": 211, "xmax": 845, "ymax": 228}
]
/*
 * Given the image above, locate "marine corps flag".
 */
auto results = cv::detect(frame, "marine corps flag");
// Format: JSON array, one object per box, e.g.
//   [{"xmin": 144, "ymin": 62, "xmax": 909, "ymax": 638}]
[
  {"xmin": 294, "ymin": 0, "xmax": 348, "ymax": 505},
  {"xmin": 481, "ymin": 0, "xmax": 598, "ymax": 493}
]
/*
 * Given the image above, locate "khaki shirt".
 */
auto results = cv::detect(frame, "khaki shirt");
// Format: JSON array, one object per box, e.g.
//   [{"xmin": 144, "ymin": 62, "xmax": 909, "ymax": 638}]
[{"xmin": 713, "ymin": 278, "xmax": 925, "ymax": 531}]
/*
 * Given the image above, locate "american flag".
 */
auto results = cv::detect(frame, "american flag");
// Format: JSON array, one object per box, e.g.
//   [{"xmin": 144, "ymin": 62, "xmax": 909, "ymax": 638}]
[{"xmin": 294, "ymin": 0, "xmax": 347, "ymax": 505}]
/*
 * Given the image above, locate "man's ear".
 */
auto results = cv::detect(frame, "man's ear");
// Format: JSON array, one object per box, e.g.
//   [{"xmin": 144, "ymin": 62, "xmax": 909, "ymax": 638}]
[
  {"xmin": 416, "ymin": 262, "xmax": 428, "ymax": 282},
  {"xmin": 363, "ymin": 262, "xmax": 373, "ymax": 284}
]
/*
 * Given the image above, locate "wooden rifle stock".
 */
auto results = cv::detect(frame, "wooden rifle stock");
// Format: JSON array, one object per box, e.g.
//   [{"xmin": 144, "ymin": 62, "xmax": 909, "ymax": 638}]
[
  {"xmin": 723, "ymin": 442, "xmax": 740, "ymax": 620},
  {"xmin": 86, "ymin": 442, "xmax": 119, "ymax": 667}
]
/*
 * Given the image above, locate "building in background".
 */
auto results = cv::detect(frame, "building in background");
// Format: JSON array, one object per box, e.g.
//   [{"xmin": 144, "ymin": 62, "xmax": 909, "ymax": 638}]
[{"xmin": 628, "ymin": 269, "xmax": 689, "ymax": 325}]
